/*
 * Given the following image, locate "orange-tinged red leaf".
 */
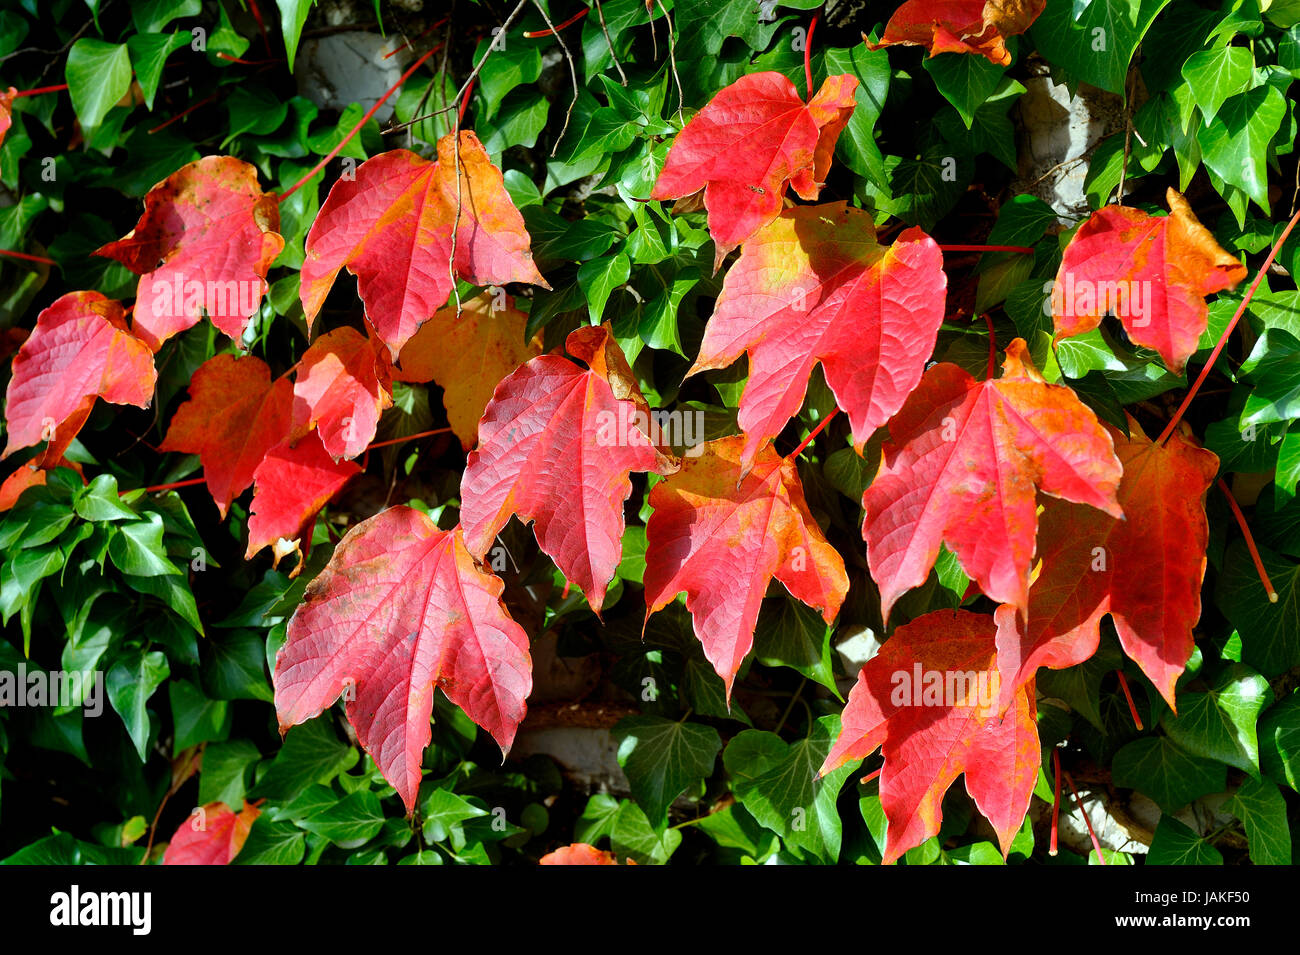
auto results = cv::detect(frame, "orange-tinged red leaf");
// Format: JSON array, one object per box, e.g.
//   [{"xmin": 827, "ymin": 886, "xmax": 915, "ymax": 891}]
[
  {"xmin": 687, "ymin": 202, "xmax": 945, "ymax": 472},
  {"xmin": 1052, "ymin": 189, "xmax": 1246, "ymax": 374},
  {"xmin": 245, "ymin": 432, "xmax": 361, "ymax": 564},
  {"xmin": 821, "ymin": 609, "xmax": 1039, "ymax": 864},
  {"xmin": 274, "ymin": 507, "xmax": 531, "ymax": 812},
  {"xmin": 650, "ymin": 72, "xmax": 858, "ymax": 270},
  {"xmin": 644, "ymin": 435, "xmax": 848, "ymax": 699},
  {"xmin": 993, "ymin": 418, "xmax": 1218, "ymax": 711},
  {"xmin": 862, "ymin": 339, "xmax": 1122, "ymax": 624},
  {"xmin": 290, "ymin": 327, "xmax": 393, "ymax": 461},
  {"xmin": 162, "ymin": 800, "xmax": 261, "ymax": 865},
  {"xmin": 3, "ymin": 291, "xmax": 155, "ymax": 459},
  {"xmin": 94, "ymin": 156, "xmax": 284, "ymax": 352},
  {"xmin": 0, "ymin": 87, "xmax": 16, "ymax": 148},
  {"xmin": 460, "ymin": 325, "xmax": 673, "ymax": 613},
  {"xmin": 867, "ymin": 0, "xmax": 1047, "ymax": 65},
  {"xmin": 394, "ymin": 290, "xmax": 543, "ymax": 451},
  {"xmin": 540, "ymin": 843, "xmax": 635, "ymax": 865},
  {"xmin": 300, "ymin": 133, "xmax": 549, "ymax": 359},
  {"xmin": 0, "ymin": 463, "xmax": 46, "ymax": 511},
  {"xmin": 158, "ymin": 353, "xmax": 293, "ymax": 517}
]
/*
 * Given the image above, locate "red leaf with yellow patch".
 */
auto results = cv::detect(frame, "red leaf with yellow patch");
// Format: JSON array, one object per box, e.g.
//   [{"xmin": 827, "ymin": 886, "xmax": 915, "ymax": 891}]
[
  {"xmin": 862, "ymin": 339, "xmax": 1122, "ymax": 624},
  {"xmin": 994, "ymin": 417, "xmax": 1219, "ymax": 711},
  {"xmin": 460, "ymin": 325, "xmax": 673, "ymax": 613},
  {"xmin": 300, "ymin": 133, "xmax": 549, "ymax": 359},
  {"xmin": 290, "ymin": 327, "xmax": 393, "ymax": 461},
  {"xmin": 650, "ymin": 72, "xmax": 858, "ymax": 270},
  {"xmin": 162, "ymin": 800, "xmax": 261, "ymax": 865},
  {"xmin": 158, "ymin": 354, "xmax": 293, "ymax": 518},
  {"xmin": 867, "ymin": 0, "xmax": 1047, "ymax": 65},
  {"xmin": 644, "ymin": 435, "xmax": 848, "ymax": 700},
  {"xmin": 274, "ymin": 507, "xmax": 531, "ymax": 812},
  {"xmin": 3, "ymin": 291, "xmax": 155, "ymax": 459},
  {"xmin": 687, "ymin": 202, "xmax": 945, "ymax": 472},
  {"xmin": 393, "ymin": 289, "xmax": 542, "ymax": 451},
  {"xmin": 1052, "ymin": 189, "xmax": 1246, "ymax": 374},
  {"xmin": 245, "ymin": 432, "xmax": 361, "ymax": 565},
  {"xmin": 821, "ymin": 609, "xmax": 1039, "ymax": 864},
  {"xmin": 94, "ymin": 156, "xmax": 284, "ymax": 352}
]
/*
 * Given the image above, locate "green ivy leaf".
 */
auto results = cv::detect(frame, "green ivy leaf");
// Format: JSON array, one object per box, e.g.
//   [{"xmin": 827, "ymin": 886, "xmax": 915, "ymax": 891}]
[
  {"xmin": 723, "ymin": 715, "xmax": 858, "ymax": 863},
  {"xmin": 301, "ymin": 790, "xmax": 386, "ymax": 849},
  {"xmin": 1181, "ymin": 46, "xmax": 1255, "ymax": 124},
  {"xmin": 233, "ymin": 816, "xmax": 306, "ymax": 864},
  {"xmin": 1147, "ymin": 816, "xmax": 1224, "ymax": 864},
  {"xmin": 1111, "ymin": 737, "xmax": 1226, "ymax": 811},
  {"xmin": 1161, "ymin": 663, "xmax": 1272, "ymax": 774},
  {"xmin": 614, "ymin": 715, "xmax": 721, "ymax": 827},
  {"xmin": 1222, "ymin": 776, "xmax": 1292, "ymax": 864},
  {"xmin": 65, "ymin": 39, "xmax": 133, "ymax": 131},
  {"xmin": 1031, "ymin": 0, "xmax": 1172, "ymax": 94},
  {"xmin": 106, "ymin": 649, "xmax": 170, "ymax": 762}
]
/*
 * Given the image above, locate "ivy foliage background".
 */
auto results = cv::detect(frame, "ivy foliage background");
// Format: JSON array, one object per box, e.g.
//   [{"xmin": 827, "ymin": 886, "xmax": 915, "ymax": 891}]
[{"xmin": 0, "ymin": 0, "xmax": 1299, "ymax": 865}]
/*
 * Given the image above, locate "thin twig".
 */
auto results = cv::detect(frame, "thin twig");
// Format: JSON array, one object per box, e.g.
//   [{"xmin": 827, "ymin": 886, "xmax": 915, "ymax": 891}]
[
  {"xmin": 594, "ymin": 0, "xmax": 628, "ymax": 85},
  {"xmin": 654, "ymin": 0, "xmax": 684, "ymax": 124},
  {"xmin": 530, "ymin": 0, "xmax": 578, "ymax": 155}
]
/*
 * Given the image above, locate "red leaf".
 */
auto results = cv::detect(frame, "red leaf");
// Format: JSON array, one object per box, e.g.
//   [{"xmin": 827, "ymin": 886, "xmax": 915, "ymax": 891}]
[
  {"xmin": 394, "ymin": 290, "xmax": 543, "ymax": 451},
  {"xmin": 94, "ymin": 156, "xmax": 284, "ymax": 352},
  {"xmin": 644, "ymin": 435, "xmax": 848, "ymax": 699},
  {"xmin": 867, "ymin": 0, "xmax": 1047, "ymax": 65},
  {"xmin": 162, "ymin": 800, "xmax": 261, "ymax": 865},
  {"xmin": 2, "ymin": 291, "xmax": 155, "ymax": 459},
  {"xmin": 821, "ymin": 609, "xmax": 1039, "ymax": 864},
  {"xmin": 158, "ymin": 354, "xmax": 293, "ymax": 517},
  {"xmin": 0, "ymin": 87, "xmax": 15, "ymax": 148},
  {"xmin": 460, "ymin": 325, "xmax": 673, "ymax": 613},
  {"xmin": 290, "ymin": 327, "xmax": 393, "ymax": 460},
  {"xmin": 539, "ymin": 843, "xmax": 634, "ymax": 865},
  {"xmin": 650, "ymin": 72, "xmax": 858, "ymax": 270},
  {"xmin": 1052, "ymin": 189, "xmax": 1247, "ymax": 374},
  {"xmin": 273, "ymin": 507, "xmax": 531, "ymax": 811},
  {"xmin": 687, "ymin": 202, "xmax": 945, "ymax": 471},
  {"xmin": 862, "ymin": 338, "xmax": 1122, "ymax": 624},
  {"xmin": 300, "ymin": 133, "xmax": 549, "ymax": 359},
  {"xmin": 994, "ymin": 417, "xmax": 1219, "ymax": 710},
  {"xmin": 245, "ymin": 432, "xmax": 361, "ymax": 565}
]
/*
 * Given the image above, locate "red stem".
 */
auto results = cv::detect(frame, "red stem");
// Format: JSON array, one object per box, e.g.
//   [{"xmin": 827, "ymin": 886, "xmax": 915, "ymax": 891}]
[
  {"xmin": 1115, "ymin": 670, "xmax": 1144, "ymax": 730},
  {"xmin": 523, "ymin": 7, "xmax": 589, "ymax": 37},
  {"xmin": 1159, "ymin": 204, "xmax": 1300, "ymax": 446},
  {"xmin": 128, "ymin": 477, "xmax": 207, "ymax": 495},
  {"xmin": 804, "ymin": 14, "xmax": 818, "ymax": 99},
  {"xmin": 859, "ymin": 768, "xmax": 881, "ymax": 785},
  {"xmin": 216, "ymin": 52, "xmax": 282, "ymax": 66},
  {"xmin": 127, "ymin": 429, "xmax": 452, "ymax": 496},
  {"xmin": 788, "ymin": 408, "xmax": 839, "ymax": 460},
  {"xmin": 12, "ymin": 83, "xmax": 68, "ymax": 98},
  {"xmin": 148, "ymin": 94, "xmax": 218, "ymax": 134},
  {"xmin": 1063, "ymin": 770, "xmax": 1106, "ymax": 865},
  {"xmin": 365, "ymin": 427, "xmax": 453, "ymax": 451},
  {"xmin": 939, "ymin": 244, "xmax": 1034, "ymax": 254},
  {"xmin": 458, "ymin": 76, "xmax": 475, "ymax": 125},
  {"xmin": 278, "ymin": 44, "xmax": 440, "ymax": 203},
  {"xmin": 982, "ymin": 313, "xmax": 997, "ymax": 381},
  {"xmin": 1217, "ymin": 478, "xmax": 1278, "ymax": 602},
  {"xmin": 246, "ymin": 0, "xmax": 272, "ymax": 58},
  {"xmin": 1050, "ymin": 748, "xmax": 1061, "ymax": 857},
  {"xmin": 0, "ymin": 248, "xmax": 54, "ymax": 265},
  {"xmin": 384, "ymin": 17, "xmax": 449, "ymax": 59}
]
